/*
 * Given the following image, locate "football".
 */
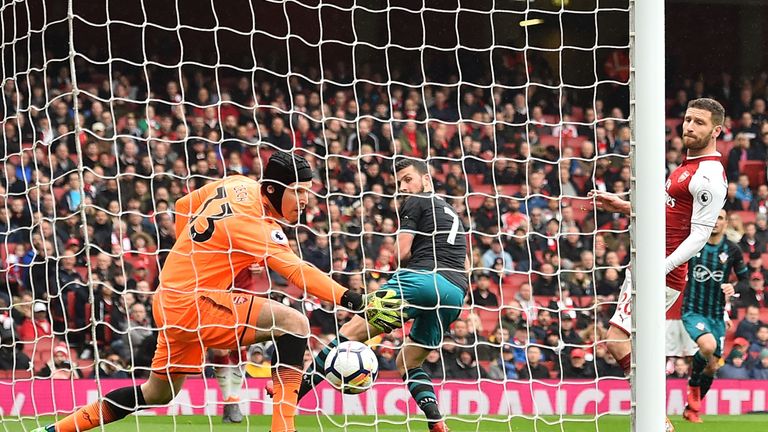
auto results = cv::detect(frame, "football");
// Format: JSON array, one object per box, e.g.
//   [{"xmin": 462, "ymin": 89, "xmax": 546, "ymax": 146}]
[{"xmin": 324, "ymin": 341, "xmax": 379, "ymax": 394}]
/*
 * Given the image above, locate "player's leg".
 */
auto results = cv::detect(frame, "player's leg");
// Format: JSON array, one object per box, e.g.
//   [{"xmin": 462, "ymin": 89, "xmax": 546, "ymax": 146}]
[
  {"xmin": 238, "ymin": 296, "xmax": 310, "ymax": 432},
  {"xmin": 607, "ymin": 270, "xmax": 632, "ymax": 375},
  {"xmin": 683, "ymin": 314, "xmax": 723, "ymax": 420},
  {"xmin": 43, "ymin": 297, "xmax": 194, "ymax": 432},
  {"xmin": 212, "ymin": 348, "xmax": 244, "ymax": 423},
  {"xmin": 296, "ymin": 312, "xmax": 384, "ymax": 400},
  {"xmin": 44, "ymin": 373, "xmax": 186, "ymax": 432},
  {"xmin": 193, "ymin": 291, "xmax": 309, "ymax": 432},
  {"xmin": 398, "ymin": 272, "xmax": 463, "ymax": 432},
  {"xmin": 397, "ymin": 340, "xmax": 446, "ymax": 431}
]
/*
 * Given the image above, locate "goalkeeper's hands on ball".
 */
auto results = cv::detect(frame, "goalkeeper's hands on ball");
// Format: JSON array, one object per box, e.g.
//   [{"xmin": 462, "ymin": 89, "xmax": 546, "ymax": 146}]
[{"xmin": 339, "ymin": 288, "xmax": 405, "ymax": 333}]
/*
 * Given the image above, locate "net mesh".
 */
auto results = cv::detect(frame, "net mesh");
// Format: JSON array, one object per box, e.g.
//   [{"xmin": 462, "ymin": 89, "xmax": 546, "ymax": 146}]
[{"xmin": 0, "ymin": 0, "xmax": 632, "ymax": 428}]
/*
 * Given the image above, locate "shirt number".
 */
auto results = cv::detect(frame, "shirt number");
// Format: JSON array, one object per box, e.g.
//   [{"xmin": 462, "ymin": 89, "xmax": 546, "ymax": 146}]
[
  {"xmin": 189, "ymin": 186, "xmax": 234, "ymax": 243},
  {"xmin": 444, "ymin": 206, "xmax": 460, "ymax": 245}
]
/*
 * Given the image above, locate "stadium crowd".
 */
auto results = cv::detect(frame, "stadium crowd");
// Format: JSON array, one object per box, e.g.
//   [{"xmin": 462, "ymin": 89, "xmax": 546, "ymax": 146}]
[{"xmin": 2, "ymin": 59, "xmax": 768, "ymax": 382}]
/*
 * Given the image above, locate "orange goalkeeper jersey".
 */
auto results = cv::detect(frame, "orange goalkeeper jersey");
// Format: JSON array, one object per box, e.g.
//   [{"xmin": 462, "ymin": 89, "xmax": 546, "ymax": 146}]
[{"xmin": 161, "ymin": 176, "xmax": 346, "ymax": 306}]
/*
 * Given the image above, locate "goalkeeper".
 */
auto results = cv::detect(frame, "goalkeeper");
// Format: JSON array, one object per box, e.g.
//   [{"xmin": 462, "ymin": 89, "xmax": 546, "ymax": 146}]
[
  {"xmin": 35, "ymin": 151, "xmax": 400, "ymax": 432},
  {"xmin": 270, "ymin": 158, "xmax": 469, "ymax": 432}
]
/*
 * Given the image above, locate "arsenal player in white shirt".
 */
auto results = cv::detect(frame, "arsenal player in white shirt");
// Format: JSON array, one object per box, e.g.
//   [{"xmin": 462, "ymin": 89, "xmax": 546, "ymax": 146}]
[{"xmin": 591, "ymin": 98, "xmax": 728, "ymax": 432}]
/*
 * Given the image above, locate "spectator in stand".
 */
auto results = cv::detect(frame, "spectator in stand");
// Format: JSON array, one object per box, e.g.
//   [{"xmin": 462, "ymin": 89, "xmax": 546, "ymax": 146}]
[
  {"xmin": 564, "ymin": 267, "xmax": 594, "ymax": 297},
  {"xmin": 740, "ymin": 223, "xmax": 766, "ymax": 254},
  {"xmin": 481, "ymin": 240, "xmax": 514, "ymax": 274},
  {"xmin": 717, "ymin": 349, "xmax": 750, "ymax": 379},
  {"xmin": 445, "ymin": 350, "xmax": 487, "ymax": 380},
  {"xmin": 559, "ymin": 227, "xmax": 586, "ymax": 269},
  {"xmin": 38, "ymin": 344, "xmax": 83, "ymax": 379},
  {"xmin": 506, "ymin": 228, "xmax": 532, "ymax": 271},
  {"xmin": 559, "ymin": 316, "xmax": 584, "ymax": 346},
  {"xmin": 488, "ymin": 345, "xmax": 518, "ymax": 380},
  {"xmin": 124, "ymin": 303, "xmax": 152, "ymax": 354},
  {"xmin": 723, "ymin": 183, "xmax": 743, "ymax": 212},
  {"xmin": 594, "ymin": 343, "xmax": 625, "ymax": 377},
  {"xmin": 422, "ymin": 349, "xmax": 445, "ymax": 380},
  {"xmin": 749, "ymin": 349, "xmax": 768, "ymax": 379},
  {"xmin": 667, "ymin": 358, "xmax": 690, "ymax": 379},
  {"xmin": 533, "ymin": 263, "xmax": 559, "ymax": 296},
  {"xmin": 17, "ymin": 302, "xmax": 52, "ymax": 342},
  {"xmin": 748, "ymin": 325, "xmax": 768, "ymax": 358},
  {"xmin": 746, "ymin": 251, "xmax": 768, "ymax": 280},
  {"xmin": 518, "ymin": 346, "xmax": 550, "ymax": 380},
  {"xmin": 515, "ymin": 283, "xmax": 538, "ymax": 323},
  {"xmin": 734, "ymin": 306, "xmax": 764, "ymax": 343},
  {"xmin": 531, "ymin": 309, "xmax": 555, "ymax": 342},
  {"xmin": 736, "ymin": 174, "xmax": 754, "ymax": 205},
  {"xmin": 468, "ymin": 273, "xmax": 499, "ymax": 307},
  {"xmin": 737, "ymin": 272, "xmax": 767, "ymax": 309},
  {"xmin": 375, "ymin": 341, "xmax": 398, "ymax": 371},
  {"xmin": 561, "ymin": 348, "xmax": 595, "ymax": 379},
  {"xmin": 726, "ymin": 134, "xmax": 752, "ymax": 182},
  {"xmin": 449, "ymin": 319, "xmax": 479, "ymax": 353},
  {"xmin": 500, "ymin": 300, "xmax": 524, "ymax": 334},
  {"xmin": 265, "ymin": 117, "xmax": 292, "ymax": 150},
  {"xmin": 756, "ymin": 212, "xmax": 768, "ymax": 243},
  {"xmin": 474, "ymin": 197, "xmax": 500, "ymax": 234},
  {"xmin": 0, "ymin": 299, "xmax": 31, "ymax": 371}
]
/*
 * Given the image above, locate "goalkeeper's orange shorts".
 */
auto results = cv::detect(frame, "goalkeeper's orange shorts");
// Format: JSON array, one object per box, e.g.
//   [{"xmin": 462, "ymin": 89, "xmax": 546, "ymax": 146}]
[{"xmin": 150, "ymin": 289, "xmax": 266, "ymax": 377}]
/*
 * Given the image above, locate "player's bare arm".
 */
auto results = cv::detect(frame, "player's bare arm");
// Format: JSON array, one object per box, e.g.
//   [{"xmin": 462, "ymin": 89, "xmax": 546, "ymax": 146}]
[{"xmin": 588, "ymin": 190, "xmax": 631, "ymax": 214}]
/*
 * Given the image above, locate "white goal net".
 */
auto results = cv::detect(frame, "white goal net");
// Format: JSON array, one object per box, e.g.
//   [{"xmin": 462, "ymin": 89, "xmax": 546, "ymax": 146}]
[{"xmin": 1, "ymin": 0, "xmax": 635, "ymax": 430}]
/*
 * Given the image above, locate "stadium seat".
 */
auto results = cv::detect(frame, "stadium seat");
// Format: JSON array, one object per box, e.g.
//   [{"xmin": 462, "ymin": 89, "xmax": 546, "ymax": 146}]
[
  {"xmin": 539, "ymin": 135, "xmax": 559, "ymax": 148},
  {"xmin": 739, "ymin": 160, "xmax": 766, "ymax": 189},
  {"xmin": 496, "ymin": 184, "xmax": 521, "ymax": 198},
  {"xmin": 472, "ymin": 307, "xmax": 501, "ymax": 337},
  {"xmin": 467, "ymin": 174, "xmax": 485, "ymax": 188},
  {"xmin": 500, "ymin": 273, "xmax": 531, "ymax": 296},
  {"xmin": 0, "ymin": 370, "xmax": 31, "ymax": 379},
  {"xmin": 471, "ymin": 183, "xmax": 494, "ymax": 195}
]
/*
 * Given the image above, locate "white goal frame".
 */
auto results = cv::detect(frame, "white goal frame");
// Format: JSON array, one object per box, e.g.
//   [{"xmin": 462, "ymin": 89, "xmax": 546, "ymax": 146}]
[{"xmin": 631, "ymin": 1, "xmax": 666, "ymax": 432}]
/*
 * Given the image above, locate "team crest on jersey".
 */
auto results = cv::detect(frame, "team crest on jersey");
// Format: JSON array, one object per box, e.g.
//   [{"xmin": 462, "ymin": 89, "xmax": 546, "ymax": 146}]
[
  {"xmin": 271, "ymin": 229, "xmax": 288, "ymax": 244},
  {"xmin": 696, "ymin": 322, "xmax": 705, "ymax": 331},
  {"xmin": 696, "ymin": 190, "xmax": 712, "ymax": 206},
  {"xmin": 719, "ymin": 252, "xmax": 729, "ymax": 263},
  {"xmin": 678, "ymin": 171, "xmax": 691, "ymax": 183},
  {"xmin": 232, "ymin": 296, "xmax": 248, "ymax": 305}
]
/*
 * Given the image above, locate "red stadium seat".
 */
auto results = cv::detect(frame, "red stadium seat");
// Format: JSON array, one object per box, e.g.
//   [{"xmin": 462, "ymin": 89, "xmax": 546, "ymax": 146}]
[
  {"xmin": 739, "ymin": 160, "xmax": 766, "ymax": 189},
  {"xmin": 496, "ymin": 184, "xmax": 521, "ymax": 198},
  {"xmin": 466, "ymin": 174, "xmax": 484, "ymax": 188},
  {"xmin": 539, "ymin": 135, "xmax": 559, "ymax": 148},
  {"xmin": 470, "ymin": 183, "xmax": 494, "ymax": 195}
]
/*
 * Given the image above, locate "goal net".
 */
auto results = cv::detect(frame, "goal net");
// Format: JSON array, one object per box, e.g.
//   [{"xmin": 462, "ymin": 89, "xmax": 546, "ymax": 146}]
[{"xmin": 1, "ymin": 0, "xmax": 635, "ymax": 430}]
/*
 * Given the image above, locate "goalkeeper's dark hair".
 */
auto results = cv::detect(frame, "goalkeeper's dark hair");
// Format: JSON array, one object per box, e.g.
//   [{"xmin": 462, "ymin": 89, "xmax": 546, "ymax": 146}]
[
  {"xmin": 688, "ymin": 98, "xmax": 725, "ymax": 126},
  {"xmin": 394, "ymin": 157, "xmax": 429, "ymax": 175}
]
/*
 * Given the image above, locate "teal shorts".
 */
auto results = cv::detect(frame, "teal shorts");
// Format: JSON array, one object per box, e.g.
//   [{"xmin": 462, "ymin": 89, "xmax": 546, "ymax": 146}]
[
  {"xmin": 682, "ymin": 312, "xmax": 726, "ymax": 358},
  {"xmin": 381, "ymin": 270, "xmax": 465, "ymax": 348}
]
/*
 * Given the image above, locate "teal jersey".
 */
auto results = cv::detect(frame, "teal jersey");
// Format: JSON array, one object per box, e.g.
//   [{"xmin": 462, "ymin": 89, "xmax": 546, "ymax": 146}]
[{"xmin": 684, "ymin": 237, "xmax": 749, "ymax": 319}]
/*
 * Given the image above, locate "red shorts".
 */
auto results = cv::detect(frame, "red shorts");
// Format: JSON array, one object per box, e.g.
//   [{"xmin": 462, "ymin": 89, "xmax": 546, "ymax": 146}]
[{"xmin": 151, "ymin": 289, "xmax": 266, "ymax": 376}]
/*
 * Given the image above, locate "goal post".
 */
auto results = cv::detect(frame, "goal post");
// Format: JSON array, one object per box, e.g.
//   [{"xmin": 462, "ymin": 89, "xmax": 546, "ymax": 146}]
[{"xmin": 631, "ymin": 0, "xmax": 666, "ymax": 431}]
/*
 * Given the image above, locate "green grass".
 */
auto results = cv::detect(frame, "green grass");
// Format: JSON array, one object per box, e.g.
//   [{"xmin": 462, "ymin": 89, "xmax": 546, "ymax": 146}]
[{"xmin": 3, "ymin": 415, "xmax": 768, "ymax": 432}]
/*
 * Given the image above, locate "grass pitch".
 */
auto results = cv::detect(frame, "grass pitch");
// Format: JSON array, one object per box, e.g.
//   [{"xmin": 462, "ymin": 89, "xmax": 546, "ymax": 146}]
[{"xmin": 4, "ymin": 414, "xmax": 768, "ymax": 432}]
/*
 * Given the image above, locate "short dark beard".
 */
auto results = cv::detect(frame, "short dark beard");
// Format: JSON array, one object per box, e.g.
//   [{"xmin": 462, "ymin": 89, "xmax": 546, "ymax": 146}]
[{"xmin": 683, "ymin": 128, "xmax": 713, "ymax": 151}]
